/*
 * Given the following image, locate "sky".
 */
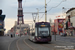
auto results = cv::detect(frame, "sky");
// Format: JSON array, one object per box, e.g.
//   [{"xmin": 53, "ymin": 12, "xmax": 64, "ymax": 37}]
[{"xmin": 0, "ymin": 0, "xmax": 75, "ymax": 33}]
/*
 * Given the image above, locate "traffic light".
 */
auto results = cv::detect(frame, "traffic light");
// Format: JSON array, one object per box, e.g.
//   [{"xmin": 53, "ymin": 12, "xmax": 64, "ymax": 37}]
[{"xmin": 0, "ymin": 10, "xmax": 2, "ymax": 15}]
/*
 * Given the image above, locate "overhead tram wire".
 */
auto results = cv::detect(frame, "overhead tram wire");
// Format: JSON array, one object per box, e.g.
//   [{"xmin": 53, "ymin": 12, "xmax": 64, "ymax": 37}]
[
  {"xmin": 39, "ymin": 0, "xmax": 51, "ymax": 11},
  {"xmin": 39, "ymin": 0, "xmax": 51, "ymax": 21},
  {"xmin": 39, "ymin": 13, "xmax": 45, "ymax": 21},
  {"xmin": 47, "ymin": 0, "xmax": 51, "ymax": 4},
  {"xmin": 39, "ymin": 0, "xmax": 65, "ymax": 21},
  {"xmin": 47, "ymin": 0, "xmax": 65, "ymax": 12}
]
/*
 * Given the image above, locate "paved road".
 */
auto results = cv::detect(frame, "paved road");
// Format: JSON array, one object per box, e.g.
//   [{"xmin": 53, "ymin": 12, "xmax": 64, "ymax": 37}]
[
  {"xmin": 0, "ymin": 35, "xmax": 75, "ymax": 50},
  {"xmin": 0, "ymin": 36, "xmax": 20, "ymax": 50}
]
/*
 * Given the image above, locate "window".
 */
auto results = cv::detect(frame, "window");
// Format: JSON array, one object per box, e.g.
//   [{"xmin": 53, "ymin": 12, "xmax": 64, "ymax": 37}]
[{"xmin": 38, "ymin": 27, "xmax": 49, "ymax": 36}]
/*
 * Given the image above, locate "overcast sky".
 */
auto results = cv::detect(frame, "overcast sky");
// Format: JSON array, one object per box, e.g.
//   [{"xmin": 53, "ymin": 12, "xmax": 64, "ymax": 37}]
[{"xmin": 0, "ymin": 0, "xmax": 75, "ymax": 32}]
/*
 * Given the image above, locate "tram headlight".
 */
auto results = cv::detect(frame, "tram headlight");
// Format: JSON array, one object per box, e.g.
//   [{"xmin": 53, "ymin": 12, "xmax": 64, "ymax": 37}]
[{"xmin": 39, "ymin": 37, "xmax": 41, "ymax": 39}]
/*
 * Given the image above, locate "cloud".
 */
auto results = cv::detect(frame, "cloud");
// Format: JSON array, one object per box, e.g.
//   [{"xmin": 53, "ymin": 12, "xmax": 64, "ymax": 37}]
[
  {"xmin": 5, "ymin": 18, "xmax": 16, "ymax": 32},
  {"xmin": 2, "ymin": 0, "xmax": 75, "ymax": 33},
  {"xmin": 23, "ymin": 0, "xmax": 44, "ymax": 7}
]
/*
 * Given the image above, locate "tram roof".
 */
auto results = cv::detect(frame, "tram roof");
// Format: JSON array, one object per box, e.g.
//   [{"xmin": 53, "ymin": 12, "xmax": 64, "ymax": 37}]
[
  {"xmin": 36, "ymin": 22, "xmax": 50, "ymax": 24},
  {"xmin": 35, "ymin": 22, "xmax": 50, "ymax": 27}
]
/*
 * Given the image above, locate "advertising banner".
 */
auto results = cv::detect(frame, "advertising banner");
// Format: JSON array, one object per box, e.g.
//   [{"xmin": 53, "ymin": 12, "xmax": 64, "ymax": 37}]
[{"xmin": 58, "ymin": 19, "xmax": 64, "ymax": 32}]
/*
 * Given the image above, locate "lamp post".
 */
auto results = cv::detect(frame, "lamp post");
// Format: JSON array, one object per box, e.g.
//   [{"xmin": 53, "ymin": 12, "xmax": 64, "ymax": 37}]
[
  {"xmin": 45, "ymin": 0, "xmax": 47, "ymax": 22},
  {"xmin": 54, "ymin": 23, "xmax": 56, "ymax": 41},
  {"xmin": 36, "ymin": 8, "xmax": 39, "ymax": 22}
]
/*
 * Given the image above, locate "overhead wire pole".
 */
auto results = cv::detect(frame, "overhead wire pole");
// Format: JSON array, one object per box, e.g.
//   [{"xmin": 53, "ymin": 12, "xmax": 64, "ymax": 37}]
[
  {"xmin": 39, "ymin": 0, "xmax": 51, "ymax": 21},
  {"xmin": 37, "ymin": 0, "xmax": 66, "ymax": 21},
  {"xmin": 45, "ymin": 0, "xmax": 47, "ymax": 22}
]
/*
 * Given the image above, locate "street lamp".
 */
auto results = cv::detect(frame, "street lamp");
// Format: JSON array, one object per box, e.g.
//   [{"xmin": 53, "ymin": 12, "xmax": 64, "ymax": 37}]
[
  {"xmin": 36, "ymin": 8, "xmax": 39, "ymax": 22},
  {"xmin": 54, "ymin": 23, "xmax": 56, "ymax": 41},
  {"xmin": 62, "ymin": 7, "xmax": 70, "ymax": 13}
]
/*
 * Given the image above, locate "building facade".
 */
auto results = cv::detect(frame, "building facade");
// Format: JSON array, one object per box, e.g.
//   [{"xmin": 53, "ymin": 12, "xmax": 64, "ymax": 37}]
[
  {"xmin": 65, "ymin": 8, "xmax": 75, "ymax": 36},
  {"xmin": 53, "ymin": 19, "xmax": 65, "ymax": 35}
]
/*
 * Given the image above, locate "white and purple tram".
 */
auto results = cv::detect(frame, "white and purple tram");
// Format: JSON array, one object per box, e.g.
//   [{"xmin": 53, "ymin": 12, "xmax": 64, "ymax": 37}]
[{"xmin": 29, "ymin": 22, "xmax": 51, "ymax": 42}]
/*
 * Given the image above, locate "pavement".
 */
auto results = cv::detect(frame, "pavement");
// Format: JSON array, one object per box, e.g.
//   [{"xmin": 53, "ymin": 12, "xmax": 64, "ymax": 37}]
[
  {"xmin": 52, "ymin": 35, "xmax": 75, "ymax": 44},
  {"xmin": 66, "ymin": 35, "xmax": 75, "ymax": 37}
]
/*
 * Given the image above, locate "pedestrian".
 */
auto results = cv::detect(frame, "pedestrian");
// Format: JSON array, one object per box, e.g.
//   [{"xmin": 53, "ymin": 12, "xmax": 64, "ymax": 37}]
[
  {"xmin": 11, "ymin": 34, "xmax": 13, "ymax": 38},
  {"xmin": 10, "ymin": 32, "xmax": 13, "ymax": 38}
]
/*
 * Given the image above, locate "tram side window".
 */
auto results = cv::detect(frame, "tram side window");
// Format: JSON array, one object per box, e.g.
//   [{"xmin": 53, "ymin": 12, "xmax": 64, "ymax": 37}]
[{"xmin": 35, "ymin": 28, "xmax": 37, "ymax": 36}]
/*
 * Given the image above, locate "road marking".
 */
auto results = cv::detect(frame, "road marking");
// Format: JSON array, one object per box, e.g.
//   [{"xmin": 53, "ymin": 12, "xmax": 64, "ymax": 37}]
[
  {"xmin": 41, "ymin": 42, "xmax": 59, "ymax": 48},
  {"xmin": 40, "ymin": 44, "xmax": 74, "ymax": 50},
  {"xmin": 8, "ymin": 38, "xmax": 19, "ymax": 50},
  {"xmin": 8, "ymin": 41, "xmax": 12, "ymax": 50},
  {"xmin": 16, "ymin": 39, "xmax": 22, "ymax": 50},
  {"xmin": 23, "ymin": 39, "xmax": 35, "ymax": 50}
]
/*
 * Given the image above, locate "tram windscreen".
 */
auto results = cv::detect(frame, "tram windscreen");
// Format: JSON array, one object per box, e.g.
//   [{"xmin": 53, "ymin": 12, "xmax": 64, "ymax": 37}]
[{"xmin": 38, "ymin": 27, "xmax": 49, "ymax": 36}]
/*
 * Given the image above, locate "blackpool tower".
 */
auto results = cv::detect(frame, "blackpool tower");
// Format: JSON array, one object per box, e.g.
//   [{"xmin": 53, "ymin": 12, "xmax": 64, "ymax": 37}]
[{"xmin": 17, "ymin": 0, "xmax": 24, "ymax": 25}]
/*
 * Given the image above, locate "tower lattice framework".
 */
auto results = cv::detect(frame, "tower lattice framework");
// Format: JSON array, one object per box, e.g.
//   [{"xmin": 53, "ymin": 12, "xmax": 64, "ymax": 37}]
[{"xmin": 17, "ymin": 0, "xmax": 24, "ymax": 25}]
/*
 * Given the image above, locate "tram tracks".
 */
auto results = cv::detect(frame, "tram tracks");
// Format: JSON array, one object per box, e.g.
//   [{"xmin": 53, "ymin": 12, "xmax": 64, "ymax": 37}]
[
  {"xmin": 16, "ymin": 39, "xmax": 68, "ymax": 50},
  {"xmin": 16, "ymin": 38, "xmax": 36, "ymax": 50},
  {"xmin": 16, "ymin": 39, "xmax": 22, "ymax": 50},
  {"xmin": 8, "ymin": 38, "xmax": 19, "ymax": 50},
  {"xmin": 23, "ymin": 38, "xmax": 36, "ymax": 50},
  {"xmin": 8, "ymin": 37, "xmax": 75, "ymax": 50}
]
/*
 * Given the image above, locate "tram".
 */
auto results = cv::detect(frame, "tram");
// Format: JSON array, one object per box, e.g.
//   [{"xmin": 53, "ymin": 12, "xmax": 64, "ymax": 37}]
[{"xmin": 28, "ymin": 22, "xmax": 51, "ymax": 42}]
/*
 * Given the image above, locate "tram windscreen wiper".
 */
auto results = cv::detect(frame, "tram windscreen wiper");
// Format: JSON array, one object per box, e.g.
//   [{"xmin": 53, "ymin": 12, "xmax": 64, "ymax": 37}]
[{"xmin": 39, "ymin": 31, "xmax": 49, "ymax": 36}]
